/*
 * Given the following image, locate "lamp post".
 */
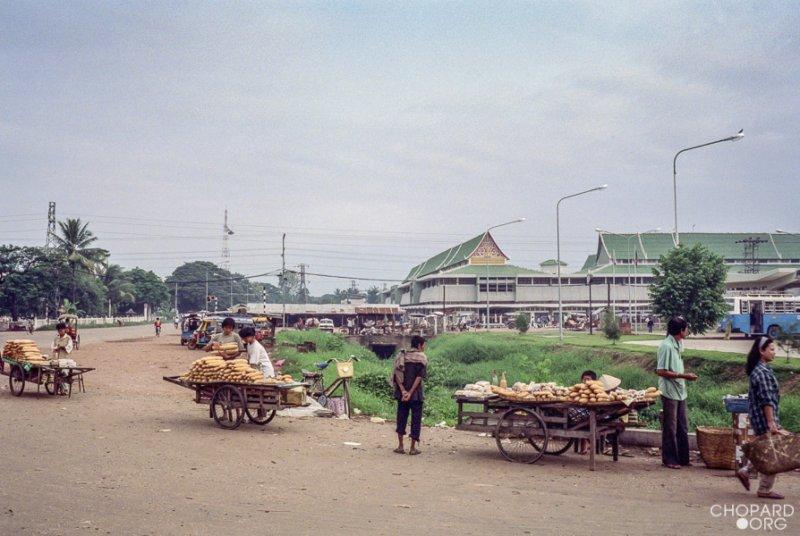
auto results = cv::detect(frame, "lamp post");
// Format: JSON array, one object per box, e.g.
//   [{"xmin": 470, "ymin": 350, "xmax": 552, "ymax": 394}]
[
  {"xmin": 484, "ymin": 218, "xmax": 526, "ymax": 331},
  {"xmin": 673, "ymin": 130, "xmax": 743, "ymax": 245},
  {"xmin": 586, "ymin": 270, "xmax": 593, "ymax": 335},
  {"xmin": 557, "ymin": 185, "xmax": 607, "ymax": 341},
  {"xmin": 596, "ymin": 228, "xmax": 660, "ymax": 334}
]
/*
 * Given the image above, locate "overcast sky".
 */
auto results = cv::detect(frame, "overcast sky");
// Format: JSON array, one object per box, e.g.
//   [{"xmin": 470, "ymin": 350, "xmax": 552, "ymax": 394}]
[{"xmin": 2, "ymin": 1, "xmax": 798, "ymax": 294}]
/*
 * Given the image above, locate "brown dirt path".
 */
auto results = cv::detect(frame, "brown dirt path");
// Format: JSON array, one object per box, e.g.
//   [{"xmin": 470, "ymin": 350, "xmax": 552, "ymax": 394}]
[{"xmin": 1, "ymin": 335, "xmax": 797, "ymax": 535}]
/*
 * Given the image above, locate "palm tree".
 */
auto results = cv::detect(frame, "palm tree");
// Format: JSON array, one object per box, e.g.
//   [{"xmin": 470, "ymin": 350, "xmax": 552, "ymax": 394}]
[
  {"xmin": 53, "ymin": 218, "xmax": 109, "ymax": 305},
  {"xmin": 100, "ymin": 264, "xmax": 136, "ymax": 316}
]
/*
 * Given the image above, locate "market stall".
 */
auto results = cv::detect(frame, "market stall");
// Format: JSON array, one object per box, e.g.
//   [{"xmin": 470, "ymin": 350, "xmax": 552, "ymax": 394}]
[
  {"xmin": 1, "ymin": 339, "xmax": 94, "ymax": 398},
  {"xmin": 163, "ymin": 355, "xmax": 308, "ymax": 430},
  {"xmin": 453, "ymin": 379, "xmax": 660, "ymax": 470}
]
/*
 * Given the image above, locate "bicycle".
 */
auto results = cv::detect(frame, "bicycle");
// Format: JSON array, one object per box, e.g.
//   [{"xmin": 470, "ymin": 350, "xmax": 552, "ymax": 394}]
[{"xmin": 302, "ymin": 355, "xmax": 359, "ymax": 418}]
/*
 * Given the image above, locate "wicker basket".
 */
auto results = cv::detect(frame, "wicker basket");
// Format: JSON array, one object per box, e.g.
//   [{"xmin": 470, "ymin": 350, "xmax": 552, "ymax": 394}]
[{"xmin": 696, "ymin": 426, "xmax": 736, "ymax": 470}]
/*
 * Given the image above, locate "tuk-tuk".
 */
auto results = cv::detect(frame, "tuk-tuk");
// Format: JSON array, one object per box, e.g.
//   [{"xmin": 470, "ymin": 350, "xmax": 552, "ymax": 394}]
[
  {"xmin": 57, "ymin": 314, "xmax": 80, "ymax": 350},
  {"xmin": 187, "ymin": 317, "xmax": 221, "ymax": 350},
  {"xmin": 180, "ymin": 313, "xmax": 201, "ymax": 346}
]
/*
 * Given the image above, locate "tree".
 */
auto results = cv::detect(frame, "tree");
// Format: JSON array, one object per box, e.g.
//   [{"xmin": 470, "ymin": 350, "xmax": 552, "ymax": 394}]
[
  {"xmin": 124, "ymin": 268, "xmax": 170, "ymax": 314},
  {"xmin": 649, "ymin": 243, "xmax": 727, "ymax": 335},
  {"xmin": 515, "ymin": 312, "xmax": 530, "ymax": 333},
  {"xmin": 775, "ymin": 323, "xmax": 800, "ymax": 362},
  {"xmin": 166, "ymin": 261, "xmax": 267, "ymax": 312},
  {"xmin": 602, "ymin": 308, "xmax": 621, "ymax": 343},
  {"xmin": 100, "ymin": 264, "xmax": 136, "ymax": 316},
  {"xmin": 52, "ymin": 218, "xmax": 108, "ymax": 304},
  {"xmin": 366, "ymin": 286, "xmax": 381, "ymax": 304}
]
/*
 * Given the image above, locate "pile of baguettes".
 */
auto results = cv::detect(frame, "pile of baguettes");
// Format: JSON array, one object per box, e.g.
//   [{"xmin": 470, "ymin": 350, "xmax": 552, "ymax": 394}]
[
  {"xmin": 2, "ymin": 339, "xmax": 47, "ymax": 364},
  {"xmin": 181, "ymin": 357, "xmax": 266, "ymax": 384}
]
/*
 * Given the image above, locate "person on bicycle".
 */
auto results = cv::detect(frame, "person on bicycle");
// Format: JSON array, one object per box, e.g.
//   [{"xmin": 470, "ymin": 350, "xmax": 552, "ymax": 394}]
[
  {"xmin": 392, "ymin": 335, "xmax": 427, "ymax": 455},
  {"xmin": 239, "ymin": 326, "xmax": 274, "ymax": 378},
  {"xmin": 154, "ymin": 317, "xmax": 162, "ymax": 336}
]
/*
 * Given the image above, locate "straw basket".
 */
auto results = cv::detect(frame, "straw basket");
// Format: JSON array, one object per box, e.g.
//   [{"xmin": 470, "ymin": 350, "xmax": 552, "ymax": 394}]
[{"xmin": 696, "ymin": 426, "xmax": 735, "ymax": 470}]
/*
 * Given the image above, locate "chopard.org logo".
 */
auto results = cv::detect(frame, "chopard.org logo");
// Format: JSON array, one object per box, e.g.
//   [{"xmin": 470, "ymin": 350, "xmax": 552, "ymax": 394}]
[{"xmin": 711, "ymin": 504, "xmax": 795, "ymax": 531}]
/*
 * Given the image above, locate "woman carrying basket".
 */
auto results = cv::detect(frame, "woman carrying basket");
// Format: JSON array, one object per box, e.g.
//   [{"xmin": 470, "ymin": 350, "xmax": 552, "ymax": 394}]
[{"xmin": 736, "ymin": 336, "xmax": 789, "ymax": 500}]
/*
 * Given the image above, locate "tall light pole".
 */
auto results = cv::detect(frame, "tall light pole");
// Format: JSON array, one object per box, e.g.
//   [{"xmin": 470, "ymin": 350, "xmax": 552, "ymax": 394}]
[
  {"xmin": 596, "ymin": 228, "xmax": 660, "ymax": 333},
  {"xmin": 484, "ymin": 218, "xmax": 526, "ymax": 331},
  {"xmin": 673, "ymin": 129, "xmax": 743, "ymax": 245},
  {"xmin": 557, "ymin": 185, "xmax": 607, "ymax": 341}
]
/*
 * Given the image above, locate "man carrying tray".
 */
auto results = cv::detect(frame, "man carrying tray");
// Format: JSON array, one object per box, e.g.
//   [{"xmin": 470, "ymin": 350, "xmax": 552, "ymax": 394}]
[{"xmin": 204, "ymin": 317, "xmax": 244, "ymax": 359}]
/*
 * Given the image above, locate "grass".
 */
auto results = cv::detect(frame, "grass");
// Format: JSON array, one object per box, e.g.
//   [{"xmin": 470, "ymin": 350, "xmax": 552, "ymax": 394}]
[{"xmin": 273, "ymin": 330, "xmax": 799, "ymax": 432}]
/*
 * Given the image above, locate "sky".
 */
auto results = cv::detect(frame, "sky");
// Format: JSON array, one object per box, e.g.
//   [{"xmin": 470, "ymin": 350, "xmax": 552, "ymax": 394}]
[{"xmin": 1, "ymin": 1, "xmax": 798, "ymax": 294}]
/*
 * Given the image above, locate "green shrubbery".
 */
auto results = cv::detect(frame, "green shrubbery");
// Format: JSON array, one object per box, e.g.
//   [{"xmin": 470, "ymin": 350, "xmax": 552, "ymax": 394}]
[{"xmin": 273, "ymin": 329, "xmax": 800, "ymax": 431}]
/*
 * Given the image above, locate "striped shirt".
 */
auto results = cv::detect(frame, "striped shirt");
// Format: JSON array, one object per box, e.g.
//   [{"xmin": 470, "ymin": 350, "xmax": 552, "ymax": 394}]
[{"xmin": 748, "ymin": 361, "xmax": 780, "ymax": 436}]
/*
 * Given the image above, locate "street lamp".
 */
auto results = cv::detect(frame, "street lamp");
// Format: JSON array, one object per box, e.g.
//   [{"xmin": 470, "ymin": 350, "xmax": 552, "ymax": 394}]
[
  {"xmin": 484, "ymin": 218, "xmax": 526, "ymax": 331},
  {"xmin": 557, "ymin": 185, "xmax": 607, "ymax": 341},
  {"xmin": 673, "ymin": 129, "xmax": 743, "ymax": 245},
  {"xmin": 596, "ymin": 228, "xmax": 660, "ymax": 334}
]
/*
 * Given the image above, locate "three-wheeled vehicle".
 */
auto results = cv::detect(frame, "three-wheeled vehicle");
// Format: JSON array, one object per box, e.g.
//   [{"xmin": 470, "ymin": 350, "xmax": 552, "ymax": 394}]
[
  {"xmin": 187, "ymin": 316, "xmax": 221, "ymax": 350},
  {"xmin": 180, "ymin": 313, "xmax": 201, "ymax": 346},
  {"xmin": 57, "ymin": 314, "xmax": 80, "ymax": 350}
]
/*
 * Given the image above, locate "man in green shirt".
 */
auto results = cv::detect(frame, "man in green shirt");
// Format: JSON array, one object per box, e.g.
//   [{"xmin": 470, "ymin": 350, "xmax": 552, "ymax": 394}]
[
  {"xmin": 204, "ymin": 317, "xmax": 244, "ymax": 359},
  {"xmin": 656, "ymin": 317, "xmax": 698, "ymax": 469}
]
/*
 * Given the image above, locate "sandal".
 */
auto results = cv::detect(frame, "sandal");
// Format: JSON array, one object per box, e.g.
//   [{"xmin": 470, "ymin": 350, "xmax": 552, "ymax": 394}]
[
  {"xmin": 664, "ymin": 464, "xmax": 681, "ymax": 469},
  {"xmin": 409, "ymin": 448, "xmax": 421, "ymax": 455},
  {"xmin": 757, "ymin": 491, "xmax": 785, "ymax": 500},
  {"xmin": 393, "ymin": 447, "xmax": 405, "ymax": 454},
  {"xmin": 736, "ymin": 469, "xmax": 751, "ymax": 491}
]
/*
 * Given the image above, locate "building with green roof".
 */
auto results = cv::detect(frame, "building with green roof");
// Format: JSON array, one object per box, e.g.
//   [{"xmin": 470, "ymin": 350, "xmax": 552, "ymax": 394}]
[{"xmin": 386, "ymin": 230, "xmax": 800, "ymax": 323}]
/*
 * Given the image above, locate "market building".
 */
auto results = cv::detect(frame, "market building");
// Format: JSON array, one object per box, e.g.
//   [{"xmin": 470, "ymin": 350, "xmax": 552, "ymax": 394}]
[{"xmin": 383, "ymin": 231, "xmax": 800, "ymax": 323}]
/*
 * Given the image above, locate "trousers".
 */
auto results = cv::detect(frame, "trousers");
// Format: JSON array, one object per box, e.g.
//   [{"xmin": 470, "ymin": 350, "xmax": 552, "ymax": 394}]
[
  {"xmin": 396, "ymin": 400, "xmax": 423, "ymax": 441},
  {"xmin": 662, "ymin": 397, "xmax": 690, "ymax": 466}
]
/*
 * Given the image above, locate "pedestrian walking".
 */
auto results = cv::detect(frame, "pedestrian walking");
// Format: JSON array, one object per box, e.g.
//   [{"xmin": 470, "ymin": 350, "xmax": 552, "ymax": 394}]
[
  {"xmin": 392, "ymin": 335, "xmax": 427, "ymax": 455},
  {"xmin": 647, "ymin": 316, "xmax": 654, "ymax": 333},
  {"xmin": 736, "ymin": 336, "xmax": 789, "ymax": 500},
  {"xmin": 656, "ymin": 317, "xmax": 698, "ymax": 469}
]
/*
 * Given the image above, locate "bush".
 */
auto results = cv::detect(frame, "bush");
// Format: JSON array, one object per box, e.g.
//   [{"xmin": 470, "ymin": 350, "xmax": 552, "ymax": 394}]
[
  {"xmin": 515, "ymin": 313, "xmax": 530, "ymax": 333},
  {"xmin": 602, "ymin": 309, "xmax": 621, "ymax": 344},
  {"xmin": 353, "ymin": 371, "xmax": 394, "ymax": 400}
]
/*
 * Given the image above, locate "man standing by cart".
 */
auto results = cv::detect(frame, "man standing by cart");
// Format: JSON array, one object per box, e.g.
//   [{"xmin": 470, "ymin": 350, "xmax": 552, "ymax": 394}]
[
  {"xmin": 656, "ymin": 317, "xmax": 698, "ymax": 469},
  {"xmin": 204, "ymin": 317, "xmax": 244, "ymax": 359},
  {"xmin": 51, "ymin": 322, "xmax": 75, "ymax": 395},
  {"xmin": 239, "ymin": 326, "xmax": 274, "ymax": 378}
]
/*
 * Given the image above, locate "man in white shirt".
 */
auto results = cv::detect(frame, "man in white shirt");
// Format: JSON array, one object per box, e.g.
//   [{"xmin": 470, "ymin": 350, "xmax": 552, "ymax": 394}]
[{"xmin": 239, "ymin": 327, "xmax": 274, "ymax": 378}]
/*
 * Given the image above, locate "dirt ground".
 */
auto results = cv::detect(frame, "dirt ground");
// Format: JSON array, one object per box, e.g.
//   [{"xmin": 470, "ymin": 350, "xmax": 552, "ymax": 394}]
[{"xmin": 1, "ymin": 334, "xmax": 797, "ymax": 536}]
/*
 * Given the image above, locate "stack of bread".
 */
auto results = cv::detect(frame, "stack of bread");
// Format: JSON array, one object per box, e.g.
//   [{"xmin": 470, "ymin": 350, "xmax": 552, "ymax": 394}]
[
  {"xmin": 181, "ymin": 358, "xmax": 266, "ymax": 384},
  {"xmin": 2, "ymin": 340, "xmax": 47, "ymax": 364},
  {"xmin": 214, "ymin": 342, "xmax": 241, "ymax": 357},
  {"xmin": 454, "ymin": 381, "xmax": 494, "ymax": 399},
  {"xmin": 264, "ymin": 374, "xmax": 295, "ymax": 385},
  {"xmin": 491, "ymin": 382, "xmax": 571, "ymax": 402},
  {"xmin": 568, "ymin": 381, "xmax": 661, "ymax": 405}
]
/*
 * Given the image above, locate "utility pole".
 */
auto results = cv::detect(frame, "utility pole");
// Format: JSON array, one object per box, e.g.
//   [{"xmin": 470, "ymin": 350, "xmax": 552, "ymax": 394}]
[
  {"xmin": 587, "ymin": 272, "xmax": 593, "ymax": 335},
  {"xmin": 281, "ymin": 233, "xmax": 286, "ymax": 330},
  {"xmin": 205, "ymin": 269, "xmax": 209, "ymax": 311},
  {"xmin": 299, "ymin": 263, "xmax": 307, "ymax": 304},
  {"xmin": 46, "ymin": 202, "xmax": 56, "ymax": 249},
  {"xmin": 174, "ymin": 282, "xmax": 178, "ymax": 313},
  {"xmin": 736, "ymin": 237, "xmax": 767, "ymax": 274}
]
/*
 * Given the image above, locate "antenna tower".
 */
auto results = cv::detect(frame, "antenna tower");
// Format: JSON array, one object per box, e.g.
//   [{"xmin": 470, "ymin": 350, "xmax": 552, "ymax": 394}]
[
  {"xmin": 221, "ymin": 209, "xmax": 233, "ymax": 272},
  {"xmin": 46, "ymin": 202, "xmax": 56, "ymax": 248},
  {"xmin": 736, "ymin": 236, "xmax": 767, "ymax": 274}
]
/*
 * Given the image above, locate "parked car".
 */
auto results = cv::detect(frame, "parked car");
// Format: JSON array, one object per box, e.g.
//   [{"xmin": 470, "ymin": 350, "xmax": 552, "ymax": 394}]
[{"xmin": 319, "ymin": 318, "xmax": 335, "ymax": 332}]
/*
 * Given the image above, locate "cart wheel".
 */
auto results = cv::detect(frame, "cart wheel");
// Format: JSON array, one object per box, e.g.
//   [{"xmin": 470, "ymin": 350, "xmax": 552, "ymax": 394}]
[
  {"xmin": 495, "ymin": 408, "xmax": 548, "ymax": 464},
  {"xmin": 316, "ymin": 393, "xmax": 328, "ymax": 409},
  {"xmin": 44, "ymin": 373, "xmax": 56, "ymax": 395},
  {"xmin": 211, "ymin": 385, "xmax": 245, "ymax": 430},
  {"xmin": 74, "ymin": 335, "xmax": 80, "ymax": 350},
  {"xmin": 532, "ymin": 436, "xmax": 574, "ymax": 456},
  {"xmin": 246, "ymin": 407, "xmax": 277, "ymax": 425},
  {"xmin": 9, "ymin": 365, "xmax": 25, "ymax": 397}
]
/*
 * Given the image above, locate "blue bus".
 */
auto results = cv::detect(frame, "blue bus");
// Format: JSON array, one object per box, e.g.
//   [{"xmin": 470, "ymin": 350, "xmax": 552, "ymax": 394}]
[{"xmin": 722, "ymin": 295, "xmax": 800, "ymax": 338}]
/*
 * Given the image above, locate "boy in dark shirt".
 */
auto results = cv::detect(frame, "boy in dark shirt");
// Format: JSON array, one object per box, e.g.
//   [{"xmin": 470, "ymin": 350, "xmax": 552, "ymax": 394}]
[{"xmin": 392, "ymin": 335, "xmax": 428, "ymax": 455}]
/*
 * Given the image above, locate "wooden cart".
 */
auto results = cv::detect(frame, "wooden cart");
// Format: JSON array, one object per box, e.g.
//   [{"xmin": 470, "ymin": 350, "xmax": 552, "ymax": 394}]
[
  {"xmin": 454, "ymin": 395, "xmax": 655, "ymax": 470},
  {"xmin": 1, "ymin": 356, "xmax": 94, "ymax": 398},
  {"xmin": 163, "ymin": 376, "xmax": 307, "ymax": 430}
]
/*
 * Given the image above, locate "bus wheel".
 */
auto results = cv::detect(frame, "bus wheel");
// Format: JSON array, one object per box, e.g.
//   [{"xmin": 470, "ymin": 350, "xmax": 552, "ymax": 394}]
[{"xmin": 767, "ymin": 325, "xmax": 782, "ymax": 339}]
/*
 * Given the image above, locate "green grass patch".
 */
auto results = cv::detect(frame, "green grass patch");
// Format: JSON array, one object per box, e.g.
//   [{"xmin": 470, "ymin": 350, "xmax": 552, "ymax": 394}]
[{"xmin": 273, "ymin": 330, "xmax": 799, "ymax": 432}]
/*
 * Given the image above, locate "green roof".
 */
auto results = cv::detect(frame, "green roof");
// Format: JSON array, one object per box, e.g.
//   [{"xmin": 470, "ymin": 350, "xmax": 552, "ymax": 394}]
[
  {"xmin": 539, "ymin": 259, "xmax": 567, "ymax": 267},
  {"xmin": 573, "ymin": 262, "xmax": 799, "ymax": 277},
  {"xmin": 598, "ymin": 233, "xmax": 799, "ymax": 263},
  {"xmin": 404, "ymin": 233, "xmax": 484, "ymax": 281},
  {"xmin": 443, "ymin": 264, "xmax": 547, "ymax": 277},
  {"xmin": 580, "ymin": 255, "xmax": 597, "ymax": 271}
]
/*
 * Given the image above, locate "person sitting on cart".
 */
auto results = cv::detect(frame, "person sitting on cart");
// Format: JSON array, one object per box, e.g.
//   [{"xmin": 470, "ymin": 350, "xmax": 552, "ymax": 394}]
[
  {"xmin": 52, "ymin": 322, "xmax": 74, "ymax": 359},
  {"xmin": 568, "ymin": 370, "xmax": 597, "ymax": 455},
  {"xmin": 238, "ymin": 326, "xmax": 274, "ymax": 378},
  {"xmin": 51, "ymin": 322, "xmax": 75, "ymax": 395},
  {"xmin": 204, "ymin": 317, "xmax": 244, "ymax": 359}
]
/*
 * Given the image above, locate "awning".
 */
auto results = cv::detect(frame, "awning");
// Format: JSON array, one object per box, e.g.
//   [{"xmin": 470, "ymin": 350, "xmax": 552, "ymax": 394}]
[{"xmin": 355, "ymin": 307, "xmax": 401, "ymax": 315}]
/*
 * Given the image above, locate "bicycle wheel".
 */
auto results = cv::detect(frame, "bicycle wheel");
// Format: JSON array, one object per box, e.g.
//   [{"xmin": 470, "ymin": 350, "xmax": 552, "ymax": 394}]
[{"xmin": 495, "ymin": 408, "xmax": 548, "ymax": 464}]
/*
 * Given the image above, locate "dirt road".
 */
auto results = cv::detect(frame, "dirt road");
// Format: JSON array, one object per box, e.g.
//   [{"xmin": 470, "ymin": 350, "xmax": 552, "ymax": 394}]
[{"xmin": 1, "ymin": 335, "xmax": 797, "ymax": 535}]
